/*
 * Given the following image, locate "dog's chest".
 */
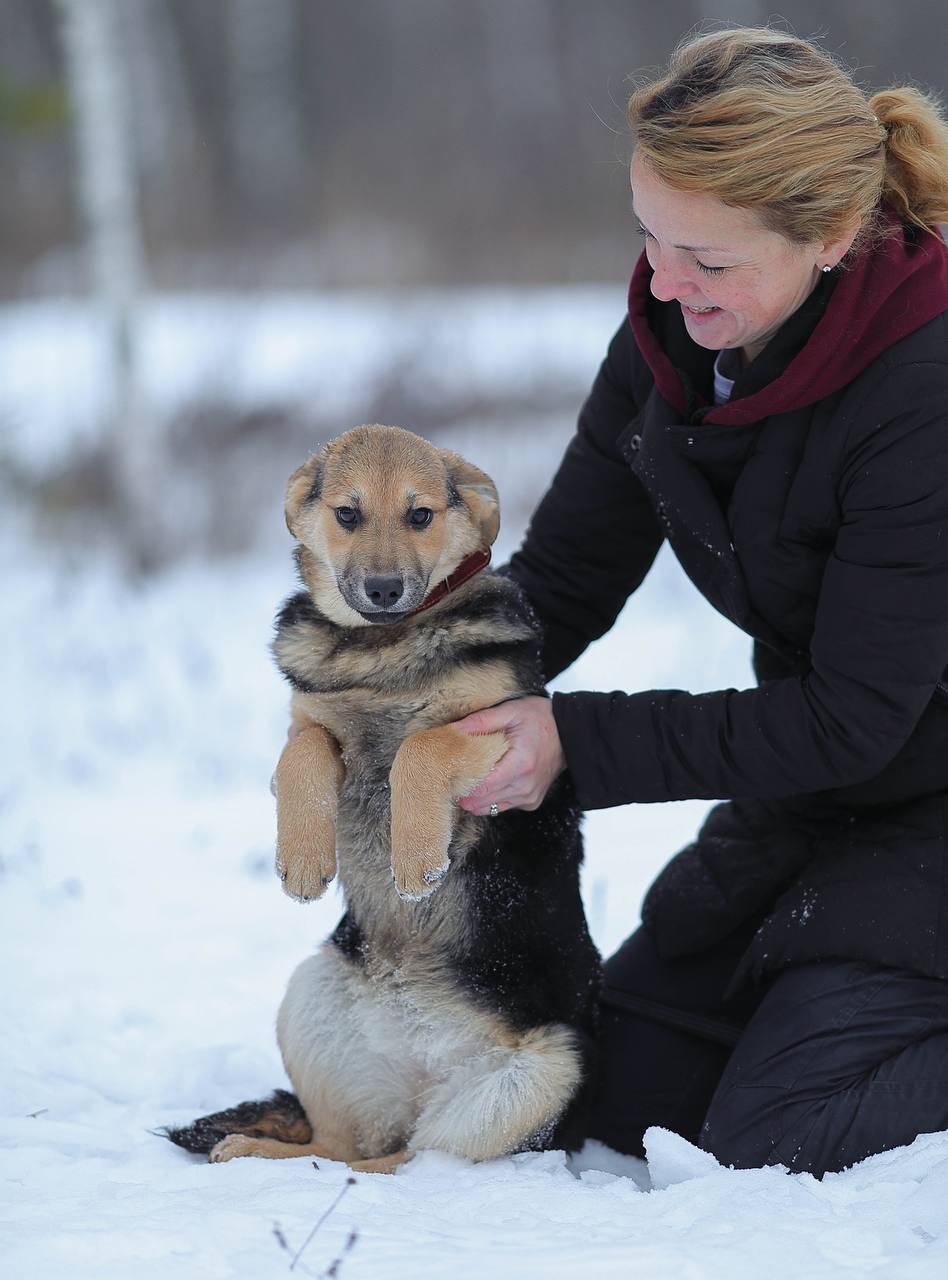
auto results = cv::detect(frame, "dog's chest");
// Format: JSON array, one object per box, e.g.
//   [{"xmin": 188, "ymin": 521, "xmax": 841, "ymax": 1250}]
[
  {"xmin": 290, "ymin": 621, "xmax": 511, "ymax": 764},
  {"xmin": 299, "ymin": 687, "xmax": 423, "ymax": 773},
  {"xmin": 297, "ymin": 687, "xmax": 463, "ymax": 943}
]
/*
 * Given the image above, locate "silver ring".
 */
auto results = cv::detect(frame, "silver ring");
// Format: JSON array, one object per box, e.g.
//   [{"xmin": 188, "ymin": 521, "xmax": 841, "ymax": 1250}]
[{"xmin": 488, "ymin": 803, "xmax": 500, "ymax": 818}]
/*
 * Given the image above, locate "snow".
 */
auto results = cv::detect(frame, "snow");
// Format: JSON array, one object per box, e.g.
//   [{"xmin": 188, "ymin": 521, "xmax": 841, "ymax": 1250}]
[
  {"xmin": 3, "ymin": 290, "xmax": 948, "ymax": 1278},
  {"xmin": 0, "ymin": 288, "xmax": 618, "ymax": 471}
]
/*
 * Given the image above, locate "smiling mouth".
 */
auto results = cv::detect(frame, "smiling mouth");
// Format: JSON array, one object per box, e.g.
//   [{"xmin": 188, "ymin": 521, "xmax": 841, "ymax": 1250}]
[{"xmin": 684, "ymin": 303, "xmax": 720, "ymax": 314}]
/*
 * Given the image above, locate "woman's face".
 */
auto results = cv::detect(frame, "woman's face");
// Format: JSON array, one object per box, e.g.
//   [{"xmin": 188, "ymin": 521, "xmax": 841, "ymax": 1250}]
[{"xmin": 630, "ymin": 153, "xmax": 825, "ymax": 362}]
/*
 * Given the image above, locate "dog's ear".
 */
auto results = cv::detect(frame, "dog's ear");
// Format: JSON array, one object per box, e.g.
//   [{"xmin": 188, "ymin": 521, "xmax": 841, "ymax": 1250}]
[
  {"xmin": 285, "ymin": 451, "xmax": 325, "ymax": 538},
  {"xmin": 443, "ymin": 453, "xmax": 500, "ymax": 547}
]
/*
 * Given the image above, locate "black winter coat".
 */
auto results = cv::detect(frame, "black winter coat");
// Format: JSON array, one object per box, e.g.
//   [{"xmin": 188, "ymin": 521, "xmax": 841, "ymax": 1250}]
[{"xmin": 507, "ymin": 218, "xmax": 948, "ymax": 984}]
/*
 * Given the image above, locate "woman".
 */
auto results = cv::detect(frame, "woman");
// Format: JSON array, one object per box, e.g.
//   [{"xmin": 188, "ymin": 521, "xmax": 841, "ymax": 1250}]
[{"xmin": 455, "ymin": 27, "xmax": 948, "ymax": 1176}]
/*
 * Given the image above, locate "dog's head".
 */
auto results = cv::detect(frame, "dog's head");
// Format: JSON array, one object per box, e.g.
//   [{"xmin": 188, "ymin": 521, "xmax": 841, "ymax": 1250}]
[{"xmin": 285, "ymin": 425, "xmax": 500, "ymax": 627}]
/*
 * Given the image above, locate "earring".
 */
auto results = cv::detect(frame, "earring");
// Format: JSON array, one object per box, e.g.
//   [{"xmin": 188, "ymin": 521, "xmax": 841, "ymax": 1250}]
[{"xmin": 821, "ymin": 264, "xmax": 832, "ymax": 274}]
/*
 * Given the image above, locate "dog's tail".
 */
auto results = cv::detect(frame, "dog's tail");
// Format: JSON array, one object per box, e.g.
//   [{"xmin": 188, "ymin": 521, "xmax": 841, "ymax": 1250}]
[{"xmin": 160, "ymin": 1088, "xmax": 312, "ymax": 1154}]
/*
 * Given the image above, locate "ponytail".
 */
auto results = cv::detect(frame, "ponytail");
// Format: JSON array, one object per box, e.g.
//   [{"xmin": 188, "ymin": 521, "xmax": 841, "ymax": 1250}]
[{"xmin": 870, "ymin": 87, "xmax": 948, "ymax": 233}]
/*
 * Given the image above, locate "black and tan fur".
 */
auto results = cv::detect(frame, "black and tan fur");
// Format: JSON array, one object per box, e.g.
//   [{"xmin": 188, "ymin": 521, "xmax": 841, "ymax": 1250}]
[{"xmin": 165, "ymin": 425, "xmax": 600, "ymax": 1172}]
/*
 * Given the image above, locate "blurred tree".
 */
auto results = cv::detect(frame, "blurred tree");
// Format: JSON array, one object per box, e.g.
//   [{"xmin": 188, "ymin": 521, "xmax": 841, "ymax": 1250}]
[
  {"xmin": 227, "ymin": 0, "xmax": 304, "ymax": 220},
  {"xmin": 482, "ymin": 0, "xmax": 561, "ymax": 121},
  {"xmin": 122, "ymin": 0, "xmax": 211, "ymax": 245},
  {"xmin": 58, "ymin": 0, "xmax": 164, "ymax": 571}
]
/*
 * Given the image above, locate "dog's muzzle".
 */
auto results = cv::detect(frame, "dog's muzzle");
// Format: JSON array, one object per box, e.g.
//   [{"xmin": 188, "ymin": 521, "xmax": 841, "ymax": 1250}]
[
  {"xmin": 358, "ymin": 573, "xmax": 408, "ymax": 624},
  {"xmin": 342, "ymin": 572, "xmax": 425, "ymax": 623}
]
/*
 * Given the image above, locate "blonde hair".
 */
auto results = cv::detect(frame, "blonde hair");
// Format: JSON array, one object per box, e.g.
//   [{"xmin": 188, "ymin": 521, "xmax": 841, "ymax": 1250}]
[{"xmin": 627, "ymin": 27, "xmax": 948, "ymax": 248}]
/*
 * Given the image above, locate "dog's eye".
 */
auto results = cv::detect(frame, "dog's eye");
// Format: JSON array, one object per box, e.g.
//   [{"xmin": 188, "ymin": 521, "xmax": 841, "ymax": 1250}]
[
  {"xmin": 335, "ymin": 506, "xmax": 360, "ymax": 527},
  {"xmin": 408, "ymin": 508, "xmax": 433, "ymax": 528}
]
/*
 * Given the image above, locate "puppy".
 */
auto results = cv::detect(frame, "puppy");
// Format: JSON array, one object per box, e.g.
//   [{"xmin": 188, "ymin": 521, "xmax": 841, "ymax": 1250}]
[{"xmin": 165, "ymin": 425, "xmax": 600, "ymax": 1173}]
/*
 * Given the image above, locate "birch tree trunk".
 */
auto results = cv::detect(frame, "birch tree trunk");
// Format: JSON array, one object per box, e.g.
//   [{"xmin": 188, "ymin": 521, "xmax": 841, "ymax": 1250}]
[{"xmin": 58, "ymin": 0, "xmax": 162, "ymax": 572}]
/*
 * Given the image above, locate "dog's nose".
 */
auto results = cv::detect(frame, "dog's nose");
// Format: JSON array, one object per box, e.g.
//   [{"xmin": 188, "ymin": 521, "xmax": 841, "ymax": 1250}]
[{"xmin": 364, "ymin": 576, "xmax": 404, "ymax": 608}]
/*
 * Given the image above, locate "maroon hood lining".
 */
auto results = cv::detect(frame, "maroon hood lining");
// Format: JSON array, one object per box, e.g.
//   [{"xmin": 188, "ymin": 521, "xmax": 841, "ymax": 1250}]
[{"xmin": 627, "ymin": 214, "xmax": 948, "ymax": 426}]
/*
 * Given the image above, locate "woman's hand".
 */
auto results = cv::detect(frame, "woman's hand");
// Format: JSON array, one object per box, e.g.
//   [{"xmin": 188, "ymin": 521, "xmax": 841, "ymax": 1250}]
[{"xmin": 454, "ymin": 695, "xmax": 566, "ymax": 815}]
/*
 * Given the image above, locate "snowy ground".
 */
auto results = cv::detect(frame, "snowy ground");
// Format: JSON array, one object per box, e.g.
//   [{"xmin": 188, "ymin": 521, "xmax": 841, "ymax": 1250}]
[{"xmin": 3, "ymin": 290, "xmax": 948, "ymax": 1278}]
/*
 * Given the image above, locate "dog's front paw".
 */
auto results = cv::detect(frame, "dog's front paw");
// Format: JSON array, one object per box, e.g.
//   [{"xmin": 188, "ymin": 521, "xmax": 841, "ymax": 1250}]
[
  {"xmin": 389, "ymin": 735, "xmax": 461, "ymax": 901},
  {"xmin": 276, "ymin": 801, "xmax": 337, "ymax": 902},
  {"xmin": 390, "ymin": 844, "xmax": 451, "ymax": 901},
  {"xmin": 273, "ymin": 727, "xmax": 342, "ymax": 902},
  {"xmin": 276, "ymin": 843, "xmax": 336, "ymax": 902}
]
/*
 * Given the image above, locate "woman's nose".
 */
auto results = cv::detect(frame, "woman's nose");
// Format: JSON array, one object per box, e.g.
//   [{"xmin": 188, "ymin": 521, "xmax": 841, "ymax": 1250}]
[{"xmin": 649, "ymin": 254, "xmax": 689, "ymax": 302}]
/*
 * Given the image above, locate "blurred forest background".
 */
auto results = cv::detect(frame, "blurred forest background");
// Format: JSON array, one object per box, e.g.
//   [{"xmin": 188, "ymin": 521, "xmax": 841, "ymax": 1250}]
[
  {"xmin": 6, "ymin": 0, "xmax": 948, "ymax": 293},
  {"xmin": 3, "ymin": 0, "xmax": 948, "ymax": 567}
]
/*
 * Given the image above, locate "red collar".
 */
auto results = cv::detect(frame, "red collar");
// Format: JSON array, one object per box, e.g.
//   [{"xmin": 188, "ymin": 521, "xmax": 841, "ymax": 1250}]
[{"xmin": 411, "ymin": 548, "xmax": 492, "ymax": 615}]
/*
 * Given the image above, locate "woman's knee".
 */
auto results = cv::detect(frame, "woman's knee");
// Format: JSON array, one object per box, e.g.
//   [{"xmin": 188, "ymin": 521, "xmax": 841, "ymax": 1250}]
[
  {"xmin": 699, "ymin": 1081, "xmax": 802, "ymax": 1171},
  {"xmin": 699, "ymin": 963, "xmax": 948, "ymax": 1176}
]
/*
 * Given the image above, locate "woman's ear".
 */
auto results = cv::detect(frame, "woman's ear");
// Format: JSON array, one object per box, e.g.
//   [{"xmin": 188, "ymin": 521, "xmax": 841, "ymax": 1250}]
[
  {"xmin": 442, "ymin": 452, "xmax": 500, "ymax": 547},
  {"xmin": 285, "ymin": 451, "xmax": 325, "ymax": 538},
  {"xmin": 820, "ymin": 213, "xmax": 862, "ymax": 269}
]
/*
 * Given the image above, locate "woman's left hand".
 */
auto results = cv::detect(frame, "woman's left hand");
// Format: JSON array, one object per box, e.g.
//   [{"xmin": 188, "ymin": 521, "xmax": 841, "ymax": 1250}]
[{"xmin": 453, "ymin": 695, "xmax": 566, "ymax": 815}]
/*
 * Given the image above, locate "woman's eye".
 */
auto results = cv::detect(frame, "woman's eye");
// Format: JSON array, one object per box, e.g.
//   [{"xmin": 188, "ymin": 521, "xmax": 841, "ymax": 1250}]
[
  {"xmin": 409, "ymin": 508, "xmax": 433, "ymax": 528},
  {"xmin": 335, "ymin": 506, "xmax": 360, "ymax": 527},
  {"xmin": 636, "ymin": 221, "xmax": 727, "ymax": 276}
]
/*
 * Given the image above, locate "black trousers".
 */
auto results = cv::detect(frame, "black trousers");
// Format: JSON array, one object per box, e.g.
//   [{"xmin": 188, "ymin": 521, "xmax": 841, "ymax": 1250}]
[{"xmin": 587, "ymin": 926, "xmax": 948, "ymax": 1176}]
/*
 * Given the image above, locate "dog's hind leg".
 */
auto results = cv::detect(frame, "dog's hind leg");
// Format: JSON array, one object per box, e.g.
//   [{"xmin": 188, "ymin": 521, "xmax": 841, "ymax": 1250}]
[
  {"xmin": 409, "ymin": 1024, "xmax": 584, "ymax": 1162},
  {"xmin": 277, "ymin": 948, "xmax": 417, "ymax": 1166},
  {"xmin": 349, "ymin": 1149, "xmax": 410, "ymax": 1174},
  {"xmin": 209, "ymin": 1138, "xmax": 412, "ymax": 1172},
  {"xmin": 163, "ymin": 1089, "xmax": 358, "ymax": 1163},
  {"xmin": 274, "ymin": 715, "xmax": 344, "ymax": 901},
  {"xmin": 208, "ymin": 1133, "xmax": 352, "ymax": 1163},
  {"xmin": 389, "ymin": 724, "xmax": 507, "ymax": 899}
]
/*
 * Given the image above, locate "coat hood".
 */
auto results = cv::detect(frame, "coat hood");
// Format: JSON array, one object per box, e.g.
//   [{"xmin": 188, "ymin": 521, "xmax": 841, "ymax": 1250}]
[{"xmin": 627, "ymin": 213, "xmax": 948, "ymax": 426}]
